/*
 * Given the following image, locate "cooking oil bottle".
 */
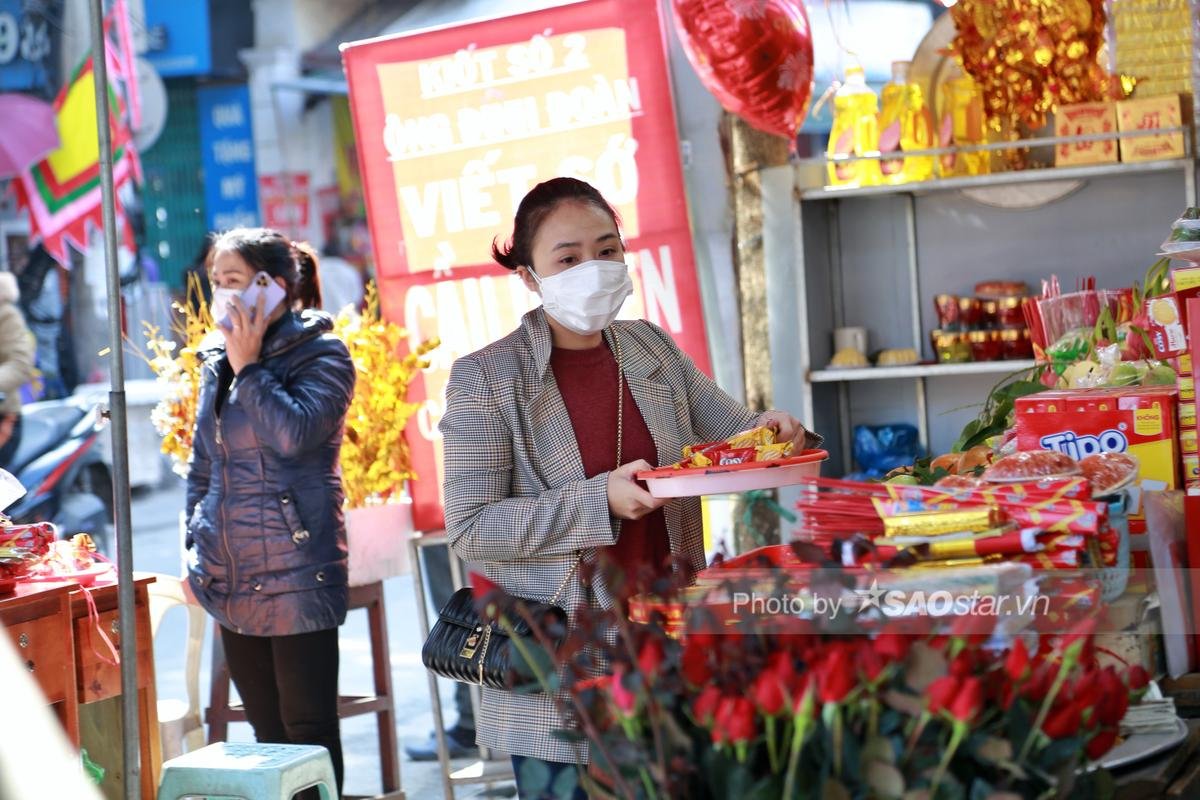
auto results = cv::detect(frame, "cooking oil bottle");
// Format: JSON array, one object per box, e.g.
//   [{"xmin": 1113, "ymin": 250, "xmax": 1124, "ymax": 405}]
[
  {"xmin": 937, "ymin": 76, "xmax": 990, "ymax": 178},
  {"xmin": 878, "ymin": 61, "xmax": 934, "ymax": 184},
  {"xmin": 826, "ymin": 66, "xmax": 881, "ymax": 188}
]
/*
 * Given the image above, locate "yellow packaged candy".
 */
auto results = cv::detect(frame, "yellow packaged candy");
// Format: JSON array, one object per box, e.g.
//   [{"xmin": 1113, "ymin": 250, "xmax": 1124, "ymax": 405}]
[
  {"xmin": 726, "ymin": 426, "xmax": 777, "ymax": 449},
  {"xmin": 755, "ymin": 442, "xmax": 794, "ymax": 462}
]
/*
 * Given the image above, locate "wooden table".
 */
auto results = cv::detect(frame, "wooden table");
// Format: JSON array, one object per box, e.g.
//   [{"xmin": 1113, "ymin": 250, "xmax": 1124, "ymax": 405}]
[{"xmin": 0, "ymin": 575, "xmax": 161, "ymax": 799}]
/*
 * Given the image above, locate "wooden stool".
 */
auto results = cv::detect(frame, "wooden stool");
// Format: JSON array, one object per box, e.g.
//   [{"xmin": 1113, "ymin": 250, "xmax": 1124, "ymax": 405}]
[{"xmin": 206, "ymin": 582, "xmax": 403, "ymax": 799}]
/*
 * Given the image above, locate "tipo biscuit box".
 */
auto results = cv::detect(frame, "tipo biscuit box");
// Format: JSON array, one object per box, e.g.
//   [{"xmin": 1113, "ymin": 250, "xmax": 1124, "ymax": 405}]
[{"xmin": 1015, "ymin": 385, "xmax": 1180, "ymax": 520}]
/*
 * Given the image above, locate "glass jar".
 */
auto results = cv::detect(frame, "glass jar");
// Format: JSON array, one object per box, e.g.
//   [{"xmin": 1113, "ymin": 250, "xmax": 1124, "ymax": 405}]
[
  {"xmin": 934, "ymin": 294, "xmax": 961, "ymax": 330},
  {"xmin": 999, "ymin": 327, "xmax": 1033, "ymax": 359},
  {"xmin": 995, "ymin": 297, "xmax": 1025, "ymax": 328},
  {"xmin": 958, "ymin": 296, "xmax": 983, "ymax": 329},
  {"xmin": 932, "ymin": 330, "xmax": 971, "ymax": 363},
  {"xmin": 968, "ymin": 330, "xmax": 1002, "ymax": 361}
]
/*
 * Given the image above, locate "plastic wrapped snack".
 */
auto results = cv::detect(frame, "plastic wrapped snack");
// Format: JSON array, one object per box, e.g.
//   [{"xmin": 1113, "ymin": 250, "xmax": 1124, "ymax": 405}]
[
  {"xmin": 984, "ymin": 450, "xmax": 1082, "ymax": 482},
  {"xmin": 1079, "ymin": 452, "xmax": 1139, "ymax": 497},
  {"xmin": 726, "ymin": 426, "xmax": 778, "ymax": 449}
]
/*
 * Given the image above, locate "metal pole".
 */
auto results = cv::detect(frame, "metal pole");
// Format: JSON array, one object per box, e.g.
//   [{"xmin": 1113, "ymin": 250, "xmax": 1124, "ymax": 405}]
[{"xmin": 87, "ymin": 1, "xmax": 140, "ymax": 797}]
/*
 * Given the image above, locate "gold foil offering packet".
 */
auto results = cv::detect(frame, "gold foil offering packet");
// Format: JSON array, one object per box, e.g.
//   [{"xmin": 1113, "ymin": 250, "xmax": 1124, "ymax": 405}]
[{"xmin": 877, "ymin": 505, "xmax": 1002, "ymax": 537}]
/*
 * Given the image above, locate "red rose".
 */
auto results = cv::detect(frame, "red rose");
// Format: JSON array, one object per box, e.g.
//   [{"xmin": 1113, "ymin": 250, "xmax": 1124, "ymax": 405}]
[
  {"xmin": 1022, "ymin": 663, "xmax": 1055, "ymax": 703},
  {"xmin": 873, "ymin": 632, "xmax": 912, "ymax": 662},
  {"xmin": 1096, "ymin": 667, "xmax": 1130, "ymax": 727},
  {"xmin": 949, "ymin": 613, "xmax": 992, "ymax": 648},
  {"xmin": 752, "ymin": 667, "xmax": 788, "ymax": 717},
  {"xmin": 638, "ymin": 639, "xmax": 665, "ymax": 679},
  {"xmin": 1070, "ymin": 670, "xmax": 1103, "ymax": 717},
  {"xmin": 681, "ymin": 642, "xmax": 712, "ymax": 687},
  {"xmin": 1127, "ymin": 665, "xmax": 1151, "ymax": 692},
  {"xmin": 949, "ymin": 676, "xmax": 984, "ymax": 724},
  {"xmin": 927, "ymin": 675, "xmax": 962, "ymax": 715},
  {"xmin": 610, "ymin": 664, "xmax": 639, "ymax": 719},
  {"xmin": 1042, "ymin": 698, "xmax": 1084, "ymax": 739},
  {"xmin": 949, "ymin": 650, "xmax": 975, "ymax": 678},
  {"xmin": 791, "ymin": 672, "xmax": 816, "ymax": 718},
  {"xmin": 468, "ymin": 572, "xmax": 505, "ymax": 617},
  {"xmin": 1061, "ymin": 615, "xmax": 1099, "ymax": 664},
  {"xmin": 713, "ymin": 696, "xmax": 757, "ymax": 745},
  {"xmin": 1086, "ymin": 727, "xmax": 1120, "ymax": 760},
  {"xmin": 1005, "ymin": 639, "xmax": 1031, "ymax": 682},
  {"xmin": 693, "ymin": 685, "xmax": 722, "ymax": 724},
  {"xmin": 857, "ymin": 644, "xmax": 888, "ymax": 684},
  {"xmin": 816, "ymin": 644, "xmax": 857, "ymax": 705}
]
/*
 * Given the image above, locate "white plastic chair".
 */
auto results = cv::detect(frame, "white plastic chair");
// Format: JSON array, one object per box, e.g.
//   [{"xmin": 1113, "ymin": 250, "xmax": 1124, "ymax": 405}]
[{"xmin": 147, "ymin": 573, "xmax": 207, "ymax": 761}]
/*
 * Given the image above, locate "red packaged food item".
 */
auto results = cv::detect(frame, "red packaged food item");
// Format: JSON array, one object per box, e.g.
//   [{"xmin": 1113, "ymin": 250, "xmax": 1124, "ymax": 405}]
[
  {"xmin": 994, "ymin": 297, "xmax": 1027, "ymax": 328},
  {"xmin": 934, "ymin": 294, "xmax": 961, "ymax": 329},
  {"xmin": 935, "ymin": 474, "xmax": 989, "ymax": 490},
  {"xmin": 1014, "ymin": 385, "xmax": 1180, "ymax": 520},
  {"xmin": 1079, "ymin": 452, "xmax": 1140, "ymax": 497},
  {"xmin": 715, "ymin": 447, "xmax": 757, "ymax": 466},
  {"xmin": 999, "ymin": 327, "xmax": 1033, "ymax": 359},
  {"xmin": 984, "ymin": 451, "xmax": 1082, "ymax": 482},
  {"xmin": 967, "ymin": 330, "xmax": 1002, "ymax": 362},
  {"xmin": 958, "ymin": 296, "xmax": 984, "ymax": 328},
  {"xmin": 975, "ymin": 280, "xmax": 1029, "ymax": 299}
]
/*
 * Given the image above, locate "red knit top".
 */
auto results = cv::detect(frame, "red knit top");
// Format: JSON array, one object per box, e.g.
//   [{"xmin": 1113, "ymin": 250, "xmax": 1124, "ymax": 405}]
[{"xmin": 551, "ymin": 341, "xmax": 670, "ymax": 596}]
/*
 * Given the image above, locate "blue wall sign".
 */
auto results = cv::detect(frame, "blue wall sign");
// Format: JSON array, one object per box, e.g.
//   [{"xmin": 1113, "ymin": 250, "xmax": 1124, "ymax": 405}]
[
  {"xmin": 197, "ymin": 84, "xmax": 259, "ymax": 232},
  {"xmin": 144, "ymin": 0, "xmax": 211, "ymax": 78},
  {"xmin": 0, "ymin": 0, "xmax": 63, "ymax": 96}
]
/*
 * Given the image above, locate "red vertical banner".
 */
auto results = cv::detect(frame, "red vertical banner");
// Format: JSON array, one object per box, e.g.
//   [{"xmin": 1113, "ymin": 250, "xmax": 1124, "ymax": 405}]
[
  {"xmin": 342, "ymin": 0, "xmax": 711, "ymax": 530},
  {"xmin": 259, "ymin": 172, "xmax": 311, "ymax": 239}
]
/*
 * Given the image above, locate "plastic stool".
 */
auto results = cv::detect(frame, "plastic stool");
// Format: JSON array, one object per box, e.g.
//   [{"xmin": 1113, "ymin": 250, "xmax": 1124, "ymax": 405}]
[{"xmin": 157, "ymin": 742, "xmax": 337, "ymax": 800}]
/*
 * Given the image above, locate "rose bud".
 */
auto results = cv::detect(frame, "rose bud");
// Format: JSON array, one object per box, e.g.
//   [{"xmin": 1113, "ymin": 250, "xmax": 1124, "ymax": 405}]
[
  {"xmin": 692, "ymin": 684, "xmax": 722, "ymax": 725},
  {"xmin": 1086, "ymin": 727, "xmax": 1120, "ymax": 761},
  {"xmin": 816, "ymin": 644, "xmax": 857, "ymax": 705},
  {"xmin": 714, "ymin": 696, "xmax": 757, "ymax": 745},
  {"xmin": 681, "ymin": 642, "xmax": 712, "ymax": 687},
  {"xmin": 949, "ymin": 676, "xmax": 984, "ymax": 724},
  {"xmin": 1042, "ymin": 698, "xmax": 1084, "ymax": 740},
  {"xmin": 927, "ymin": 675, "xmax": 961, "ymax": 716},
  {"xmin": 1005, "ymin": 639, "xmax": 1031, "ymax": 683},
  {"xmin": 638, "ymin": 639, "xmax": 665, "ymax": 680},
  {"xmin": 872, "ymin": 631, "xmax": 913, "ymax": 662},
  {"xmin": 752, "ymin": 668, "xmax": 788, "ymax": 717},
  {"xmin": 610, "ymin": 664, "xmax": 640, "ymax": 719}
]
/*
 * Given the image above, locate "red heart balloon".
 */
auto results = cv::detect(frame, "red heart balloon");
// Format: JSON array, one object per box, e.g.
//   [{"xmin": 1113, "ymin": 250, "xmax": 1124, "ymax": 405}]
[{"xmin": 671, "ymin": 0, "xmax": 815, "ymax": 140}]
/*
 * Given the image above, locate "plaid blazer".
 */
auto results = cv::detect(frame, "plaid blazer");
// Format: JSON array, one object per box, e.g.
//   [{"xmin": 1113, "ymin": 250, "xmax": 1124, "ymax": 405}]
[{"xmin": 441, "ymin": 308, "xmax": 788, "ymax": 763}]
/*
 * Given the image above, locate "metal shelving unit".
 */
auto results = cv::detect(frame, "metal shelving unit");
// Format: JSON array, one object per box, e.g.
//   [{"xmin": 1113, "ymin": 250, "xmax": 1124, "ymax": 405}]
[
  {"xmin": 773, "ymin": 135, "xmax": 1198, "ymax": 477},
  {"xmin": 810, "ymin": 359, "xmax": 1038, "ymax": 383}
]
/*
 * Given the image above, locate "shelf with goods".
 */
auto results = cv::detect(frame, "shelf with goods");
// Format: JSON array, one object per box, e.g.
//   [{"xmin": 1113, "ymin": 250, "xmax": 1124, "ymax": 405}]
[{"xmin": 756, "ymin": 140, "xmax": 1198, "ymax": 486}]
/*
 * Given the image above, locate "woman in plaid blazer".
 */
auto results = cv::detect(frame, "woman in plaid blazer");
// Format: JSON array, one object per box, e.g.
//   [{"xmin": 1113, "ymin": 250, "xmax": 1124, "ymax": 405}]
[{"xmin": 440, "ymin": 178, "xmax": 819, "ymax": 796}]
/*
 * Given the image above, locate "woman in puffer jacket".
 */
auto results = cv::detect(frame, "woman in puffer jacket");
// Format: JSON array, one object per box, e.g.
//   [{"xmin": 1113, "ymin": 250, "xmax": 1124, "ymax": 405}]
[
  {"xmin": 185, "ymin": 227, "xmax": 356, "ymax": 796},
  {"xmin": 0, "ymin": 271, "xmax": 36, "ymax": 468}
]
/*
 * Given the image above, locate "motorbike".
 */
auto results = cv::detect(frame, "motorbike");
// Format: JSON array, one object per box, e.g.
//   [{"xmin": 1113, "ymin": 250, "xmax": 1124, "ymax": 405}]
[{"xmin": 2, "ymin": 395, "xmax": 113, "ymax": 555}]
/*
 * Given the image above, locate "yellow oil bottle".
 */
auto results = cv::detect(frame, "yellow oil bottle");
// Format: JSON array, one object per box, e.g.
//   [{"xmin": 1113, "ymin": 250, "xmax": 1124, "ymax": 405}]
[
  {"xmin": 878, "ymin": 61, "xmax": 935, "ymax": 184},
  {"xmin": 826, "ymin": 66, "xmax": 882, "ymax": 188},
  {"xmin": 937, "ymin": 76, "xmax": 990, "ymax": 178}
]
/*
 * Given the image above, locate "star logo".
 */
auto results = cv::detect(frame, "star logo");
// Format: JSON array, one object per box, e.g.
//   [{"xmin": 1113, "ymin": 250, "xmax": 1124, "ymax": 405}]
[{"xmin": 858, "ymin": 579, "xmax": 886, "ymax": 612}]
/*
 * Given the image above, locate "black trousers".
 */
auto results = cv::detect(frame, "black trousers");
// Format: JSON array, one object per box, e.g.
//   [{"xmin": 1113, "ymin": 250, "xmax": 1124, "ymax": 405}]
[{"xmin": 220, "ymin": 626, "xmax": 343, "ymax": 798}]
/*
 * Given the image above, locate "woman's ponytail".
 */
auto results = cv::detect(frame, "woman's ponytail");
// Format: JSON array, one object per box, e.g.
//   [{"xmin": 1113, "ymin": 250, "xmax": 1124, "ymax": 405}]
[{"xmin": 291, "ymin": 240, "xmax": 323, "ymax": 310}]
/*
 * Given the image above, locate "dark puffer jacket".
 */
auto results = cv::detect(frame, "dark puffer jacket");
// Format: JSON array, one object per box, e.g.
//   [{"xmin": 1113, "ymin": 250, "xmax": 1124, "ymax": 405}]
[{"xmin": 185, "ymin": 310, "xmax": 356, "ymax": 637}]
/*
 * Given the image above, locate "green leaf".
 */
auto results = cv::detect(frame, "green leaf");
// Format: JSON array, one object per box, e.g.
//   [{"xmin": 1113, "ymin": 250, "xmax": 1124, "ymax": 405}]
[
  {"xmin": 510, "ymin": 633, "xmax": 560, "ymax": 693},
  {"xmin": 968, "ymin": 777, "xmax": 996, "ymax": 800},
  {"xmin": 866, "ymin": 761, "xmax": 906, "ymax": 799},
  {"xmin": 972, "ymin": 736, "xmax": 1013, "ymax": 766},
  {"xmin": 519, "ymin": 757, "xmax": 553, "ymax": 795},
  {"xmin": 863, "ymin": 735, "xmax": 897, "ymax": 766},
  {"xmin": 551, "ymin": 764, "xmax": 582, "ymax": 798}
]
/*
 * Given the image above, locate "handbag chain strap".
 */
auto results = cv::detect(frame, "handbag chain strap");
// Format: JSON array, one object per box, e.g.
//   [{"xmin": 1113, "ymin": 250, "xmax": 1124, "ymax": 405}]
[{"xmin": 548, "ymin": 327, "xmax": 625, "ymax": 607}]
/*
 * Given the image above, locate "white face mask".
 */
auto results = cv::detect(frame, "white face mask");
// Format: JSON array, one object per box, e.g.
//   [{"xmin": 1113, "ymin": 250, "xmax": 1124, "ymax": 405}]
[
  {"xmin": 209, "ymin": 287, "xmax": 240, "ymax": 331},
  {"xmin": 530, "ymin": 260, "xmax": 633, "ymax": 336}
]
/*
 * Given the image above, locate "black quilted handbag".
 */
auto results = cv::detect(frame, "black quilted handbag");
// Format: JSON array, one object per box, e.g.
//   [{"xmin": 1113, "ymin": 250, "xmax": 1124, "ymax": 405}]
[{"xmin": 421, "ymin": 584, "xmax": 569, "ymax": 691}]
